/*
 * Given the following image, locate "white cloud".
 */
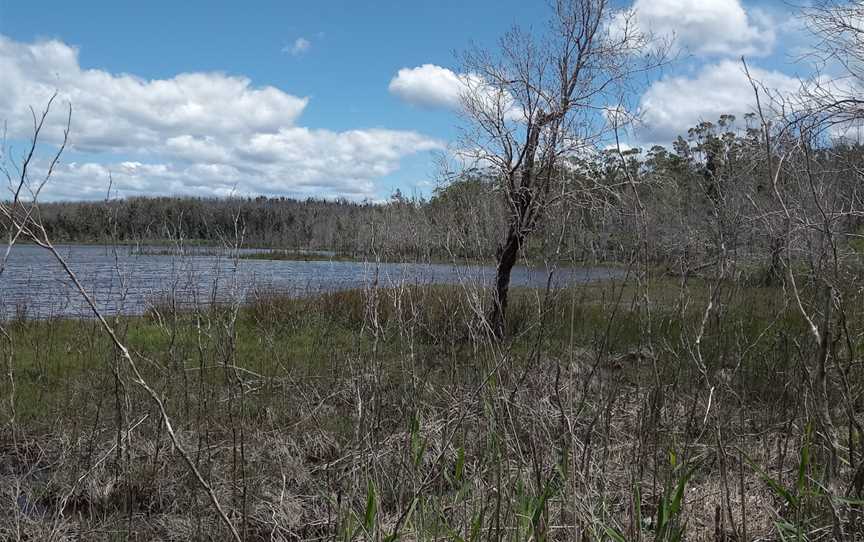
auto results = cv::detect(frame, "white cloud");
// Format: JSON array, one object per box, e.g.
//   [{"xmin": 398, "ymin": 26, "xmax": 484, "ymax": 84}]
[
  {"xmin": 635, "ymin": 60, "xmax": 801, "ymax": 144},
  {"xmin": 285, "ymin": 37, "xmax": 311, "ymax": 56},
  {"xmin": 0, "ymin": 36, "xmax": 309, "ymax": 152},
  {"xmin": 42, "ymin": 160, "xmax": 244, "ymax": 200},
  {"xmin": 624, "ymin": 0, "xmax": 776, "ymax": 57},
  {"xmin": 0, "ymin": 35, "xmax": 442, "ymax": 200},
  {"xmin": 389, "ymin": 64, "xmax": 524, "ymax": 123},
  {"xmin": 389, "ymin": 64, "xmax": 465, "ymax": 109}
]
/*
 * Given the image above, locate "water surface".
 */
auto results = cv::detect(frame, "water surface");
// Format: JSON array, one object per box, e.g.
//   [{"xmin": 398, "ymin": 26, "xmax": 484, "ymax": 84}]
[{"xmin": 0, "ymin": 244, "xmax": 623, "ymax": 319}]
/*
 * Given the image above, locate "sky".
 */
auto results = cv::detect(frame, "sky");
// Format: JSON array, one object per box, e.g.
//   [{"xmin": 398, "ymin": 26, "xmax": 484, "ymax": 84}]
[{"xmin": 0, "ymin": 0, "xmax": 822, "ymax": 201}]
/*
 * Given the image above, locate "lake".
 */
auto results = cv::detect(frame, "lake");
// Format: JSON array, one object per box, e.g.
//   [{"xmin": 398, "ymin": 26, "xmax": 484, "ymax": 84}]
[{"xmin": 0, "ymin": 244, "xmax": 624, "ymax": 319}]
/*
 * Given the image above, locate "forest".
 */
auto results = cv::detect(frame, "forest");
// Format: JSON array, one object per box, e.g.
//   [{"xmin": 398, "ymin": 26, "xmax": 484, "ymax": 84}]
[
  {"xmin": 37, "ymin": 116, "xmax": 862, "ymax": 273},
  {"xmin": 4, "ymin": 0, "xmax": 864, "ymax": 540}
]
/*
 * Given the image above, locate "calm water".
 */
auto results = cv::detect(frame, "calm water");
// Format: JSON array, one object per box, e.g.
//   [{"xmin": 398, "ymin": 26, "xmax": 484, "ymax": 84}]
[{"xmin": 0, "ymin": 244, "xmax": 623, "ymax": 319}]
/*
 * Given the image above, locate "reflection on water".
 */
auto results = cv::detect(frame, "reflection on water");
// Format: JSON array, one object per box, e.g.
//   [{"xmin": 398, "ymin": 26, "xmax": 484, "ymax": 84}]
[{"xmin": 0, "ymin": 244, "xmax": 624, "ymax": 319}]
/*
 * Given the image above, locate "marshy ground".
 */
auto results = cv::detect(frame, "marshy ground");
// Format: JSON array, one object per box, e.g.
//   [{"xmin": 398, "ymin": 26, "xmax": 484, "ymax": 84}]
[{"xmin": 2, "ymin": 270, "xmax": 861, "ymax": 541}]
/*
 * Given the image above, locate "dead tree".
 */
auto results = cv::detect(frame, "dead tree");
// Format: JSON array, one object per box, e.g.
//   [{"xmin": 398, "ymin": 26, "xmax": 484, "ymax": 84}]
[
  {"xmin": 456, "ymin": 0, "xmax": 665, "ymax": 337},
  {"xmin": 798, "ymin": 1, "xmax": 864, "ymax": 129}
]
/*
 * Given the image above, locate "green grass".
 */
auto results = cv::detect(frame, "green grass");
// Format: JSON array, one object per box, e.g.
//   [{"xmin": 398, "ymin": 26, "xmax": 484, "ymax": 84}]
[
  {"xmin": 2, "ymin": 277, "xmax": 806, "ymax": 423},
  {"xmin": 239, "ymin": 250, "xmax": 357, "ymax": 262}
]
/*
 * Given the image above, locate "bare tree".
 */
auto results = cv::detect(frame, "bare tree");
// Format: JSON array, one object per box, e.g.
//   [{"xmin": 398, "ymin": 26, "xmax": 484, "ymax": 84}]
[
  {"xmin": 0, "ymin": 92, "xmax": 69, "ymax": 277},
  {"xmin": 456, "ymin": 0, "xmax": 665, "ymax": 337},
  {"xmin": 1, "ymin": 97, "xmax": 244, "ymax": 542},
  {"xmin": 797, "ymin": 0, "xmax": 864, "ymax": 132}
]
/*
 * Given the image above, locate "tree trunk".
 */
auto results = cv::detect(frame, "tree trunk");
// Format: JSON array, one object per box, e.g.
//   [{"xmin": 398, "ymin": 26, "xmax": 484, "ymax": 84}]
[
  {"xmin": 489, "ymin": 221, "xmax": 521, "ymax": 338},
  {"xmin": 488, "ymin": 115, "xmax": 540, "ymax": 339},
  {"xmin": 763, "ymin": 235, "xmax": 784, "ymax": 286}
]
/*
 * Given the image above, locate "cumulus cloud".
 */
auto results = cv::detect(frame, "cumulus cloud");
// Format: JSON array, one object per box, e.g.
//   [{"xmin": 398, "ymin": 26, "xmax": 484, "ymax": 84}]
[
  {"xmin": 0, "ymin": 35, "xmax": 442, "ymax": 200},
  {"xmin": 389, "ymin": 64, "xmax": 524, "ymax": 123},
  {"xmin": 0, "ymin": 36, "xmax": 308, "ymax": 152},
  {"xmin": 389, "ymin": 64, "xmax": 465, "ymax": 109},
  {"xmin": 623, "ymin": 0, "xmax": 776, "ymax": 57},
  {"xmin": 285, "ymin": 37, "xmax": 311, "ymax": 56},
  {"xmin": 636, "ymin": 60, "xmax": 801, "ymax": 144}
]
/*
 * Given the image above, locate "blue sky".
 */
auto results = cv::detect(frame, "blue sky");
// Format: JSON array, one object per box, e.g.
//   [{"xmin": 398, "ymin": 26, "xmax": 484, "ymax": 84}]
[{"xmin": 0, "ymin": 0, "xmax": 820, "ymax": 201}]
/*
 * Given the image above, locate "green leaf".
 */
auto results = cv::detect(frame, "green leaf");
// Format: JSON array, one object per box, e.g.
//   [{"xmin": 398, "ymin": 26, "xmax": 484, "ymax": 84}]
[
  {"xmin": 656, "ymin": 497, "xmax": 668, "ymax": 535},
  {"xmin": 796, "ymin": 423, "xmax": 811, "ymax": 497},
  {"xmin": 468, "ymin": 506, "xmax": 485, "ymax": 542},
  {"xmin": 410, "ymin": 414, "xmax": 427, "ymax": 467},
  {"xmin": 603, "ymin": 525, "xmax": 627, "ymax": 542},
  {"xmin": 455, "ymin": 446, "xmax": 465, "ymax": 483},
  {"xmin": 832, "ymin": 496, "xmax": 864, "ymax": 506},
  {"xmin": 530, "ymin": 478, "xmax": 555, "ymax": 534},
  {"xmin": 669, "ymin": 465, "xmax": 696, "ymax": 517},
  {"xmin": 742, "ymin": 450, "xmax": 798, "ymax": 509},
  {"xmin": 364, "ymin": 481, "xmax": 377, "ymax": 533}
]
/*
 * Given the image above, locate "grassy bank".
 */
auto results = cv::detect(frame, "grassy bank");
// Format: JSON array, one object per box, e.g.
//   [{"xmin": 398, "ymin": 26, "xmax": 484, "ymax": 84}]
[
  {"xmin": 1, "ymin": 274, "xmax": 862, "ymax": 540},
  {"xmin": 237, "ymin": 249, "xmax": 639, "ymax": 267},
  {"xmin": 238, "ymin": 250, "xmax": 362, "ymax": 263}
]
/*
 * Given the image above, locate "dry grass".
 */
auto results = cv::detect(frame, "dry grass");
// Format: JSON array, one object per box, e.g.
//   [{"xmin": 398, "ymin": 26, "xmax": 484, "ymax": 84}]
[{"xmin": 1, "ymin": 274, "xmax": 863, "ymax": 541}]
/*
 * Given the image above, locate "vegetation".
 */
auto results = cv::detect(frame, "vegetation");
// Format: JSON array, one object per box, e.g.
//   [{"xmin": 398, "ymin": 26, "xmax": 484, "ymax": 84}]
[
  {"xmin": 4, "ymin": 0, "xmax": 864, "ymax": 540},
  {"xmin": 455, "ymin": 0, "xmax": 665, "ymax": 336},
  {"xmin": 4, "ymin": 276, "xmax": 862, "ymax": 540}
]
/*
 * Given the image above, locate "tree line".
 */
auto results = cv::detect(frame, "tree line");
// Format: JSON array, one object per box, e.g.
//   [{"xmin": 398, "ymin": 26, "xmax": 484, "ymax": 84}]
[{"xmin": 17, "ymin": 116, "xmax": 862, "ymax": 276}]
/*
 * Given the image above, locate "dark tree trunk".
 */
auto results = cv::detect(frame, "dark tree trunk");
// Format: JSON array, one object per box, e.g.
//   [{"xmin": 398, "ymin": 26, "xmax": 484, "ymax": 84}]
[
  {"xmin": 764, "ymin": 235, "xmax": 784, "ymax": 286},
  {"xmin": 489, "ymin": 221, "xmax": 522, "ymax": 338},
  {"xmin": 488, "ymin": 114, "xmax": 543, "ymax": 338}
]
